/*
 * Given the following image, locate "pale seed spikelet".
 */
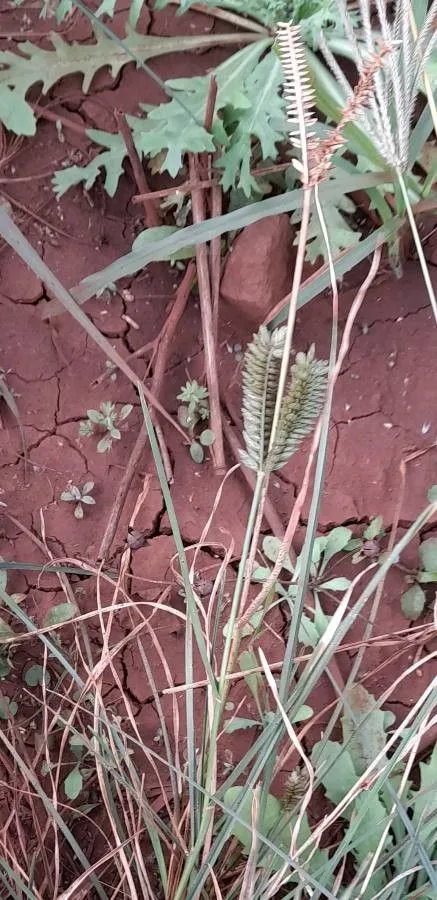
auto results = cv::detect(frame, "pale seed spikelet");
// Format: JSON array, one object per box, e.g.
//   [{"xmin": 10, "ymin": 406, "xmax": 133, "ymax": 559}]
[
  {"xmin": 282, "ymin": 768, "xmax": 310, "ymax": 810},
  {"xmin": 240, "ymin": 329, "xmax": 328, "ymax": 473},
  {"xmin": 240, "ymin": 326, "xmax": 286, "ymax": 471},
  {"xmin": 271, "ymin": 345, "xmax": 328, "ymax": 470}
]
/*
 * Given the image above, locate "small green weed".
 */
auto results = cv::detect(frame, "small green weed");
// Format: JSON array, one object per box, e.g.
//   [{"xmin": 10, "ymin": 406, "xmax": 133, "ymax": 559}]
[
  {"xmin": 400, "ymin": 530, "xmax": 437, "ymax": 621},
  {"xmin": 79, "ymin": 401, "xmax": 133, "ymax": 452},
  {"xmin": 224, "ymin": 683, "xmax": 437, "ymax": 897},
  {"xmin": 177, "ymin": 379, "xmax": 215, "ymax": 463},
  {"xmin": 252, "ymin": 526, "xmax": 352, "ymax": 646},
  {"xmin": 60, "ymin": 480, "xmax": 96, "ymax": 519},
  {"xmin": 347, "ymin": 515, "xmax": 385, "ymax": 563},
  {"xmin": 63, "ymin": 734, "xmax": 91, "ymax": 800}
]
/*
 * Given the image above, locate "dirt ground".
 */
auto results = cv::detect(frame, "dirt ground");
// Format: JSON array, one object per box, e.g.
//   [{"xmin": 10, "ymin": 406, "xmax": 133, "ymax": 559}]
[{"xmin": 1, "ymin": 1, "xmax": 437, "ymax": 779}]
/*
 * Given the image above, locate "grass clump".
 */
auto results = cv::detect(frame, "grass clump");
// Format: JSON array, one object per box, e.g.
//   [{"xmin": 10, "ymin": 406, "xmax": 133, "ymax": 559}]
[{"xmin": 0, "ymin": 0, "xmax": 436, "ymax": 897}]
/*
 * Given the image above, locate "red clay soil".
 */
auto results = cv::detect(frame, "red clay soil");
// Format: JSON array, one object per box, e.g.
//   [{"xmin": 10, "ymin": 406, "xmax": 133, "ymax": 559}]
[{"xmin": 1, "ymin": 0, "xmax": 437, "ymax": 786}]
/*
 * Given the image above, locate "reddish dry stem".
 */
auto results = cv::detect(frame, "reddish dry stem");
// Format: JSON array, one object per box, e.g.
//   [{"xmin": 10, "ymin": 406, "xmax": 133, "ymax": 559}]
[
  {"xmin": 188, "ymin": 75, "xmax": 225, "ymax": 469},
  {"xmin": 97, "ymin": 263, "xmax": 195, "ymax": 561},
  {"xmin": 115, "ymin": 109, "xmax": 160, "ymax": 228},
  {"xmin": 132, "ymin": 179, "xmax": 216, "ymax": 203}
]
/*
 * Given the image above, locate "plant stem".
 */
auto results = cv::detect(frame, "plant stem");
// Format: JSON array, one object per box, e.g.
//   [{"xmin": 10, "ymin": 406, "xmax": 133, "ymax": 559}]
[
  {"xmin": 115, "ymin": 110, "xmax": 160, "ymax": 228},
  {"xmin": 218, "ymin": 470, "xmax": 265, "ymax": 694},
  {"xmin": 267, "ymin": 186, "xmax": 313, "ymax": 456},
  {"xmin": 188, "ymin": 76, "xmax": 225, "ymax": 470},
  {"xmin": 169, "ymin": 0, "xmax": 269, "ymax": 34},
  {"xmin": 173, "ymin": 471, "xmax": 265, "ymax": 900},
  {"xmin": 397, "ymin": 169, "xmax": 437, "ymax": 324}
]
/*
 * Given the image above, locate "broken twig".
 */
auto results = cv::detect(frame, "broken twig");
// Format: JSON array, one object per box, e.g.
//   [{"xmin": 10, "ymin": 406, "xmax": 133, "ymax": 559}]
[
  {"xmin": 98, "ymin": 263, "xmax": 195, "ymax": 561},
  {"xmin": 188, "ymin": 75, "xmax": 225, "ymax": 469},
  {"xmin": 115, "ymin": 109, "xmax": 160, "ymax": 228}
]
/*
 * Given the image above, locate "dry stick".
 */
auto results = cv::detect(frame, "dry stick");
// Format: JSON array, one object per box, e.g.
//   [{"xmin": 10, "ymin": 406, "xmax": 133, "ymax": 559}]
[
  {"xmin": 132, "ymin": 179, "xmax": 216, "ymax": 203},
  {"xmin": 97, "ymin": 262, "xmax": 195, "ymax": 562},
  {"xmin": 0, "ymin": 189, "xmax": 80, "ymax": 243},
  {"xmin": 115, "ymin": 110, "xmax": 160, "ymax": 228},
  {"xmin": 31, "ymin": 103, "xmax": 88, "ymax": 137},
  {"xmin": 161, "ymin": 622, "xmax": 436, "ymax": 696},
  {"xmin": 169, "ymin": 0, "xmax": 269, "ymax": 33},
  {"xmin": 116, "ymin": 108, "xmax": 171, "ymax": 471},
  {"xmin": 188, "ymin": 75, "xmax": 225, "ymax": 469}
]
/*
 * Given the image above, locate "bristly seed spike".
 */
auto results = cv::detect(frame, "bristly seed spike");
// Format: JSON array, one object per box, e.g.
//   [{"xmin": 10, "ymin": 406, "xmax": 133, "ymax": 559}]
[{"xmin": 276, "ymin": 22, "xmax": 318, "ymax": 186}]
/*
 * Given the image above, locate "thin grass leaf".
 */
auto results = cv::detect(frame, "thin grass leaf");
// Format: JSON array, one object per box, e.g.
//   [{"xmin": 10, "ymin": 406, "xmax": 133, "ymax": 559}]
[{"xmin": 54, "ymin": 172, "xmax": 393, "ymax": 307}]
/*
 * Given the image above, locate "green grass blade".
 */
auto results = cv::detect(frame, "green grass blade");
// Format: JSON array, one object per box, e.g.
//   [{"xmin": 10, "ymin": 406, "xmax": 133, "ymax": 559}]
[
  {"xmin": 66, "ymin": 173, "xmax": 394, "ymax": 304},
  {"xmin": 408, "ymin": 87, "xmax": 437, "ymax": 166},
  {"xmin": 385, "ymin": 781, "xmax": 437, "ymax": 892},
  {"xmin": 0, "ymin": 861, "xmax": 31, "ymax": 900}
]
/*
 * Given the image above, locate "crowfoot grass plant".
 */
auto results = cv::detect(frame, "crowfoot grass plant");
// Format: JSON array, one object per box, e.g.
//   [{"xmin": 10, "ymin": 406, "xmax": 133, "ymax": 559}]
[{"xmin": 0, "ymin": 5, "xmax": 436, "ymax": 899}]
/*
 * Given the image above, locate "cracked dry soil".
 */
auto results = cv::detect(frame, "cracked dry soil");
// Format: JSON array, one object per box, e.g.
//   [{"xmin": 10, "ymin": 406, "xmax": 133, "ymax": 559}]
[{"xmin": 0, "ymin": 0, "xmax": 437, "ymax": 808}]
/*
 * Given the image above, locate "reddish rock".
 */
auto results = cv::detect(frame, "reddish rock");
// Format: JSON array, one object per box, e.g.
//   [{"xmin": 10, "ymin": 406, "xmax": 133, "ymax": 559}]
[
  {"xmin": 1, "ymin": 252, "xmax": 42, "ymax": 303},
  {"xmin": 220, "ymin": 214, "xmax": 294, "ymax": 323}
]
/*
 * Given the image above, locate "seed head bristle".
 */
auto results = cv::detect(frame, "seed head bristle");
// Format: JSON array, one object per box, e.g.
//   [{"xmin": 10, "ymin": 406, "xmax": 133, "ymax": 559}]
[
  {"xmin": 310, "ymin": 43, "xmax": 392, "ymax": 184},
  {"xmin": 282, "ymin": 768, "xmax": 310, "ymax": 810}
]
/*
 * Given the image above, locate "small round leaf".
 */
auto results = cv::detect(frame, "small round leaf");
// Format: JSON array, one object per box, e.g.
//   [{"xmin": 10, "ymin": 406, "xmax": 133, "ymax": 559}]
[
  {"xmin": 427, "ymin": 485, "xmax": 437, "ymax": 503},
  {"xmin": 400, "ymin": 584, "xmax": 426, "ymax": 621},
  {"xmin": 74, "ymin": 503, "xmax": 84, "ymax": 519},
  {"xmin": 200, "ymin": 429, "xmax": 215, "ymax": 447},
  {"xmin": 119, "ymin": 404, "xmax": 133, "ymax": 421},
  {"xmin": 419, "ymin": 538, "xmax": 437, "ymax": 573},
  {"xmin": 97, "ymin": 436, "xmax": 112, "ymax": 453},
  {"xmin": 0, "ymin": 697, "xmax": 17, "ymax": 719},
  {"xmin": 177, "ymin": 405, "xmax": 190, "ymax": 429},
  {"xmin": 86, "ymin": 409, "xmax": 102, "ymax": 424},
  {"xmin": 64, "ymin": 767, "xmax": 83, "ymax": 800},
  {"xmin": 190, "ymin": 441, "xmax": 204, "ymax": 464},
  {"xmin": 80, "ymin": 495, "xmax": 95, "ymax": 505},
  {"xmin": 25, "ymin": 664, "xmax": 50, "ymax": 687},
  {"xmin": 82, "ymin": 481, "xmax": 94, "ymax": 494},
  {"xmin": 43, "ymin": 602, "xmax": 77, "ymax": 628},
  {"xmin": 363, "ymin": 515, "xmax": 383, "ymax": 540},
  {"xmin": 60, "ymin": 491, "xmax": 75, "ymax": 502}
]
